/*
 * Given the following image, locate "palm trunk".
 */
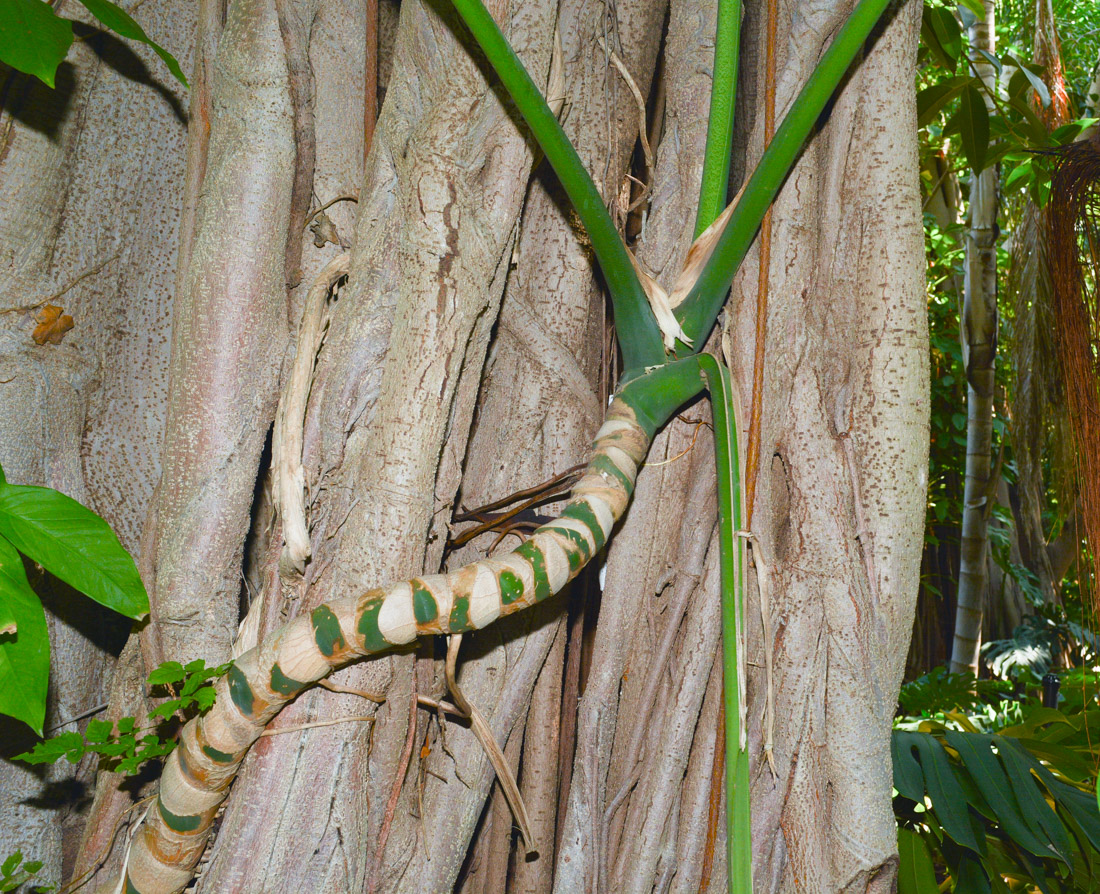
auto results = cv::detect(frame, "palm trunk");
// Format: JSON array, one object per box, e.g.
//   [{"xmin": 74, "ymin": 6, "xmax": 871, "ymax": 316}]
[{"xmin": 951, "ymin": 0, "xmax": 999, "ymax": 675}]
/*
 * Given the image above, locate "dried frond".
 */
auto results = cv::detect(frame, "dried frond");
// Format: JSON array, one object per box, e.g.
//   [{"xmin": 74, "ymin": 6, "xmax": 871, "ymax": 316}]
[{"xmin": 1048, "ymin": 133, "xmax": 1100, "ymax": 610}]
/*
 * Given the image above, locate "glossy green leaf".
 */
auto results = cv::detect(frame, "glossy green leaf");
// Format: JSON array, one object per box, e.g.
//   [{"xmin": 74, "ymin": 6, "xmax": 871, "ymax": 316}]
[
  {"xmin": 944, "ymin": 731, "xmax": 1053, "ymax": 858},
  {"xmin": 956, "ymin": 0, "xmax": 985, "ymax": 21},
  {"xmin": 973, "ymin": 47, "xmax": 1001, "ymax": 75},
  {"xmin": 1003, "ymin": 56, "xmax": 1051, "ymax": 109},
  {"xmin": 998, "ymin": 739, "xmax": 1074, "ymax": 864},
  {"xmin": 0, "ymin": 483, "xmax": 148, "ymax": 620},
  {"xmin": 912, "ymin": 732, "xmax": 982, "ymax": 851},
  {"xmin": 74, "ymin": 0, "xmax": 187, "ymax": 86},
  {"xmin": 892, "ymin": 732, "xmax": 927, "ymax": 802},
  {"xmin": 0, "ymin": 538, "xmax": 49, "ymax": 736},
  {"xmin": 921, "ymin": 5, "xmax": 962, "ymax": 70},
  {"xmin": 1003, "ymin": 158, "xmax": 1033, "ymax": 192},
  {"xmin": 952, "ymin": 852, "xmax": 991, "ymax": 894},
  {"xmin": 957, "ymin": 85, "xmax": 990, "ymax": 173},
  {"xmin": 1046, "ymin": 778, "xmax": 1100, "ymax": 853},
  {"xmin": 0, "ymin": 0, "xmax": 73, "ymax": 87},
  {"xmin": 917, "ymin": 77, "xmax": 971, "ymax": 129},
  {"xmin": 898, "ymin": 829, "xmax": 939, "ymax": 894}
]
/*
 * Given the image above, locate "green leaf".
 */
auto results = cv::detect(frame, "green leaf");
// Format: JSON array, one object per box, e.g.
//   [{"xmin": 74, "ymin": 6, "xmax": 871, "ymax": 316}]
[
  {"xmin": 973, "ymin": 48, "xmax": 1001, "ymax": 75},
  {"xmin": 921, "ymin": 5, "xmax": 962, "ymax": 70},
  {"xmin": 952, "ymin": 852, "xmax": 991, "ymax": 894},
  {"xmin": 0, "ymin": 0, "xmax": 73, "ymax": 87},
  {"xmin": 1, "ymin": 853, "xmax": 20, "ymax": 878},
  {"xmin": 898, "ymin": 829, "xmax": 940, "ymax": 894},
  {"xmin": 1003, "ymin": 56, "xmax": 1051, "ymax": 109},
  {"xmin": 917, "ymin": 77, "xmax": 971, "ymax": 129},
  {"xmin": 1002, "ymin": 158, "xmax": 1033, "ymax": 192},
  {"xmin": 0, "ymin": 483, "xmax": 148, "ymax": 620},
  {"xmin": 957, "ymin": 85, "xmax": 990, "ymax": 173},
  {"xmin": 944, "ymin": 731, "xmax": 1053, "ymax": 859},
  {"xmin": 0, "ymin": 538, "xmax": 48, "ymax": 735},
  {"xmin": 147, "ymin": 660, "xmax": 186, "ymax": 686},
  {"xmin": 998, "ymin": 739, "xmax": 1074, "ymax": 864},
  {"xmin": 911, "ymin": 732, "xmax": 982, "ymax": 851},
  {"xmin": 74, "ymin": 0, "xmax": 187, "ymax": 86},
  {"xmin": 893, "ymin": 732, "xmax": 926, "ymax": 802},
  {"xmin": 13, "ymin": 730, "xmax": 85, "ymax": 765},
  {"xmin": 956, "ymin": 0, "xmax": 985, "ymax": 21}
]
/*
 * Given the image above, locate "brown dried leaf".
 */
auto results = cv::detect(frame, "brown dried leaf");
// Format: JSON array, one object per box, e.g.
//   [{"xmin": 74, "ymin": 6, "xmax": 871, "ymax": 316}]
[
  {"xmin": 628, "ymin": 252, "xmax": 692, "ymax": 350},
  {"xmin": 32, "ymin": 304, "xmax": 74, "ymax": 345},
  {"xmin": 667, "ymin": 184, "xmax": 745, "ymax": 308}
]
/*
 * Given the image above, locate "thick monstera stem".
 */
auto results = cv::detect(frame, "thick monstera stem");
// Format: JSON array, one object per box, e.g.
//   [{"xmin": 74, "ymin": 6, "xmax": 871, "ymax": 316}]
[{"xmin": 119, "ymin": 396, "xmax": 652, "ymax": 894}]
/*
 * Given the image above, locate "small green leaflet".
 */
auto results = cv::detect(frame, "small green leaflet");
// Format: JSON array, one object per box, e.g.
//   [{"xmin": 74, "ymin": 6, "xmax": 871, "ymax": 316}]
[
  {"xmin": 0, "ymin": 480, "xmax": 148, "ymax": 621},
  {"xmin": 0, "ymin": 0, "xmax": 74, "ymax": 88},
  {"xmin": 74, "ymin": 0, "xmax": 187, "ymax": 87},
  {"xmin": 0, "ymin": 538, "xmax": 49, "ymax": 736},
  {"xmin": 0, "ymin": 0, "xmax": 186, "ymax": 88}
]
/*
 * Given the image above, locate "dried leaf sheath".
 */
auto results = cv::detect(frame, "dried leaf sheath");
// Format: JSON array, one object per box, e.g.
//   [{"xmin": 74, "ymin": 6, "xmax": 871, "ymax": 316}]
[{"xmin": 120, "ymin": 398, "xmax": 651, "ymax": 894}]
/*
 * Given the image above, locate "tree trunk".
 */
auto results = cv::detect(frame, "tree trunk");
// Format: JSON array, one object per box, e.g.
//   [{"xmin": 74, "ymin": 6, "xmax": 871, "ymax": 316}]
[
  {"xmin": 0, "ymin": 2, "xmax": 193, "ymax": 885},
  {"xmin": 0, "ymin": 0, "xmax": 928, "ymax": 891},
  {"xmin": 951, "ymin": 0, "xmax": 999, "ymax": 675}
]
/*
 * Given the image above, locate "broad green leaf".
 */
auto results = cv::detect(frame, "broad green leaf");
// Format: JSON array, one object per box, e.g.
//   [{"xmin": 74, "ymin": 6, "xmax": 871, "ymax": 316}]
[
  {"xmin": 917, "ymin": 77, "xmax": 971, "ymax": 129},
  {"xmin": 911, "ymin": 732, "xmax": 981, "ymax": 851},
  {"xmin": 1, "ymin": 852, "xmax": 19, "ymax": 877},
  {"xmin": 1002, "ymin": 158, "xmax": 1033, "ymax": 192},
  {"xmin": 973, "ymin": 47, "xmax": 1001, "ymax": 75},
  {"xmin": 1046, "ymin": 778, "xmax": 1100, "ymax": 853},
  {"xmin": 0, "ymin": 0, "xmax": 74, "ymax": 87},
  {"xmin": 956, "ymin": 0, "xmax": 984, "ymax": 22},
  {"xmin": 897, "ymin": 829, "xmax": 939, "ymax": 894},
  {"xmin": 0, "ymin": 483, "xmax": 148, "ymax": 620},
  {"xmin": 74, "ymin": 0, "xmax": 187, "ymax": 86},
  {"xmin": 893, "ymin": 732, "xmax": 926, "ymax": 801},
  {"xmin": 952, "ymin": 852, "xmax": 991, "ymax": 894},
  {"xmin": 1051, "ymin": 119, "xmax": 1099, "ymax": 146},
  {"xmin": 921, "ymin": 6, "xmax": 961, "ymax": 70},
  {"xmin": 147, "ymin": 660, "xmax": 186, "ymax": 685},
  {"xmin": 1003, "ymin": 56, "xmax": 1051, "ymax": 109},
  {"xmin": 0, "ymin": 538, "xmax": 48, "ymax": 735},
  {"xmin": 998, "ymin": 739, "xmax": 1074, "ymax": 864},
  {"xmin": 944, "ymin": 731, "xmax": 1053, "ymax": 859},
  {"xmin": 957, "ymin": 85, "xmax": 989, "ymax": 173}
]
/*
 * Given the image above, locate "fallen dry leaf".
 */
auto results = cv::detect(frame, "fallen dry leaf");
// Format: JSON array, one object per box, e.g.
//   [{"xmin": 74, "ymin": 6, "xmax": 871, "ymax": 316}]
[{"xmin": 32, "ymin": 304, "xmax": 74, "ymax": 345}]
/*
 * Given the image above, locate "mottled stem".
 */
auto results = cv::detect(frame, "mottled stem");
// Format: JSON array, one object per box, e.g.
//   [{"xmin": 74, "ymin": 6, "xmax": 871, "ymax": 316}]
[{"xmin": 119, "ymin": 396, "xmax": 652, "ymax": 894}]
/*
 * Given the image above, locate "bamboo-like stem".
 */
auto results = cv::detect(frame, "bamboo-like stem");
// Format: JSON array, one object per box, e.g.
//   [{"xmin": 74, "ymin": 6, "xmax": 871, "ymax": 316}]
[
  {"xmin": 676, "ymin": 0, "xmax": 895, "ymax": 350},
  {"xmin": 698, "ymin": 355, "xmax": 751, "ymax": 894},
  {"xmin": 112, "ymin": 361, "xmax": 708, "ymax": 894},
  {"xmin": 446, "ymin": 0, "xmax": 665, "ymax": 370},
  {"xmin": 695, "ymin": 0, "xmax": 741, "ymax": 237}
]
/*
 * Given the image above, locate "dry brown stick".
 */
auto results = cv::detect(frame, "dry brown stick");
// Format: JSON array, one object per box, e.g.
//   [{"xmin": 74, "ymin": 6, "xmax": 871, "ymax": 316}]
[
  {"xmin": 1, "ymin": 253, "xmax": 121, "ymax": 315},
  {"xmin": 364, "ymin": 0, "xmax": 378, "ymax": 161},
  {"xmin": 445, "ymin": 635, "xmax": 537, "ymax": 853}
]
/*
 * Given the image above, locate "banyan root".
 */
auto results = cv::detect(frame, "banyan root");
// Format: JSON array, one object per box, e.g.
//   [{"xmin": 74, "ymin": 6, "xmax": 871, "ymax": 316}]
[{"xmin": 116, "ymin": 396, "xmax": 651, "ymax": 894}]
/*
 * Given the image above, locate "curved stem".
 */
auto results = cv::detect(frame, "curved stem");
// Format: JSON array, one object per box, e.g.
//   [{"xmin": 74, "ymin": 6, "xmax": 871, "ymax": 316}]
[
  {"xmin": 113, "ymin": 361, "xmax": 707, "ymax": 894},
  {"xmin": 676, "ymin": 0, "xmax": 895, "ymax": 350},
  {"xmin": 447, "ymin": 0, "xmax": 666, "ymax": 369},
  {"xmin": 696, "ymin": 0, "xmax": 742, "ymax": 236}
]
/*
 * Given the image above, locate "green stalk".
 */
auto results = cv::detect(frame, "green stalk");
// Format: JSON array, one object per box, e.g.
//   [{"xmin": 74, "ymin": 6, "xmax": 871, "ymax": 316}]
[
  {"xmin": 699, "ymin": 354, "xmax": 751, "ymax": 894},
  {"xmin": 447, "ymin": 0, "xmax": 666, "ymax": 370},
  {"xmin": 678, "ymin": 0, "xmax": 894, "ymax": 349},
  {"xmin": 695, "ymin": 0, "xmax": 742, "ymax": 237}
]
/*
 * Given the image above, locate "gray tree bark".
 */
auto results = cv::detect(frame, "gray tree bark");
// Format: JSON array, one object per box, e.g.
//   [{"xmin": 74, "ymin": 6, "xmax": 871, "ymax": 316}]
[
  {"xmin": 951, "ymin": 0, "xmax": 999, "ymax": 675},
  {"xmin": 0, "ymin": 0, "xmax": 929, "ymax": 891}
]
